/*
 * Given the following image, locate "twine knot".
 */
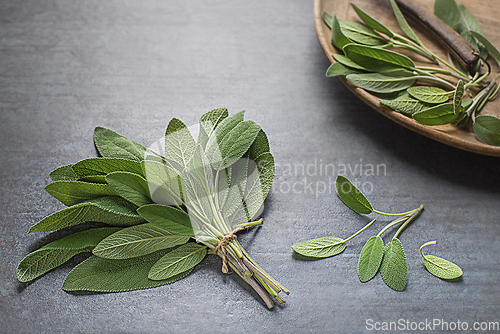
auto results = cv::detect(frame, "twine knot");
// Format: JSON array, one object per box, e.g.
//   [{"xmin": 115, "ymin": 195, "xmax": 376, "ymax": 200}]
[{"xmin": 213, "ymin": 226, "xmax": 247, "ymax": 273}]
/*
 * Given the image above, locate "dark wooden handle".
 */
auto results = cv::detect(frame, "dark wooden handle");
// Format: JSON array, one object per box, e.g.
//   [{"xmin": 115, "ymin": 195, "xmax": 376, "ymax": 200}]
[{"xmin": 395, "ymin": 0, "xmax": 479, "ymax": 72}]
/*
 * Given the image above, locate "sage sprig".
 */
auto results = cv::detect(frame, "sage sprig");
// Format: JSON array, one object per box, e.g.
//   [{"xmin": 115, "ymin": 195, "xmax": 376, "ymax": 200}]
[
  {"xmin": 324, "ymin": 1, "xmax": 500, "ymax": 146},
  {"xmin": 17, "ymin": 108, "xmax": 289, "ymax": 309},
  {"xmin": 420, "ymin": 241, "xmax": 463, "ymax": 280}
]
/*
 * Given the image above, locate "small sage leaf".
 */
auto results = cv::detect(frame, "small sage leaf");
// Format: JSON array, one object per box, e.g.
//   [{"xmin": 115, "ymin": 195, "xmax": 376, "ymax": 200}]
[
  {"xmin": 380, "ymin": 92, "xmax": 431, "ymax": 116},
  {"xmin": 164, "ymin": 117, "xmax": 197, "ymax": 174},
  {"xmin": 457, "ymin": 4, "xmax": 488, "ymax": 59},
  {"xmin": 326, "ymin": 62, "xmax": 363, "ymax": 77},
  {"xmin": 335, "ymin": 175, "xmax": 373, "ymax": 214},
  {"xmin": 470, "ymin": 31, "xmax": 500, "ymax": 67},
  {"xmin": 358, "ymin": 236, "xmax": 385, "ymax": 282},
  {"xmin": 332, "ymin": 53, "xmax": 370, "ymax": 71},
  {"xmin": 413, "ymin": 103, "xmax": 460, "ymax": 126},
  {"xmin": 331, "ymin": 13, "xmax": 353, "ymax": 50},
  {"xmin": 456, "ymin": 113, "xmax": 470, "ymax": 128},
  {"xmin": 17, "ymin": 227, "xmax": 121, "ymax": 282},
  {"xmin": 338, "ymin": 19, "xmax": 385, "ymax": 46},
  {"xmin": 350, "ymin": 2, "xmax": 394, "ymax": 38},
  {"xmin": 291, "ymin": 237, "xmax": 346, "ymax": 258},
  {"xmin": 389, "ymin": 0, "xmax": 421, "ymax": 45},
  {"xmin": 343, "ymin": 44, "xmax": 415, "ymax": 72},
  {"xmin": 346, "ymin": 71, "xmax": 415, "ymax": 94},
  {"xmin": 380, "ymin": 238, "xmax": 407, "ymax": 291},
  {"xmin": 148, "ymin": 243, "xmax": 207, "ymax": 280},
  {"xmin": 473, "ymin": 115, "xmax": 500, "ymax": 146},
  {"xmin": 407, "ymin": 86, "xmax": 450, "ymax": 104},
  {"xmin": 62, "ymin": 249, "xmax": 190, "ymax": 292},
  {"xmin": 49, "ymin": 165, "xmax": 79, "ymax": 182},
  {"xmin": 420, "ymin": 241, "xmax": 463, "ymax": 280},
  {"xmin": 198, "ymin": 108, "xmax": 229, "ymax": 148},
  {"xmin": 453, "ymin": 80, "xmax": 465, "ymax": 115}
]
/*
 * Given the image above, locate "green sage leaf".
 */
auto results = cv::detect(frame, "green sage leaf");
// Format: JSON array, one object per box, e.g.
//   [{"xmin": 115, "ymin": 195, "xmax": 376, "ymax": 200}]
[
  {"xmin": 358, "ymin": 236, "xmax": 384, "ymax": 282},
  {"xmin": 105, "ymin": 171, "xmax": 152, "ymax": 207},
  {"xmin": 389, "ymin": 0, "xmax": 421, "ymax": 45},
  {"xmin": 205, "ymin": 111, "xmax": 245, "ymax": 168},
  {"xmin": 335, "ymin": 175, "xmax": 373, "ymax": 214},
  {"xmin": 420, "ymin": 241, "xmax": 463, "ymax": 280},
  {"xmin": 346, "ymin": 70, "xmax": 415, "ymax": 94},
  {"xmin": 141, "ymin": 160, "xmax": 183, "ymax": 206},
  {"xmin": 198, "ymin": 108, "xmax": 229, "ymax": 148},
  {"xmin": 413, "ymin": 103, "xmax": 460, "ymax": 125},
  {"xmin": 457, "ymin": 4, "xmax": 488, "ymax": 59},
  {"xmin": 94, "ymin": 126, "xmax": 161, "ymax": 162},
  {"xmin": 137, "ymin": 204, "xmax": 194, "ymax": 236},
  {"xmin": 338, "ymin": 19, "xmax": 385, "ymax": 46},
  {"xmin": 380, "ymin": 238, "xmax": 407, "ymax": 291},
  {"xmin": 49, "ymin": 165, "xmax": 79, "ymax": 182},
  {"xmin": 453, "ymin": 80, "xmax": 465, "ymax": 115},
  {"xmin": 248, "ymin": 129, "xmax": 270, "ymax": 161},
  {"xmin": 343, "ymin": 44, "xmax": 415, "ymax": 72},
  {"xmin": 72, "ymin": 158, "xmax": 144, "ymax": 179},
  {"xmin": 473, "ymin": 115, "xmax": 500, "ymax": 146},
  {"xmin": 45, "ymin": 181, "xmax": 118, "ymax": 206},
  {"xmin": 17, "ymin": 227, "xmax": 121, "ymax": 282},
  {"xmin": 331, "ymin": 13, "xmax": 353, "ymax": 50},
  {"xmin": 93, "ymin": 223, "xmax": 189, "ymax": 259},
  {"xmin": 380, "ymin": 92, "xmax": 431, "ymax": 116},
  {"xmin": 62, "ymin": 249, "xmax": 190, "ymax": 292},
  {"xmin": 456, "ymin": 113, "xmax": 470, "ymax": 128},
  {"xmin": 164, "ymin": 118, "xmax": 197, "ymax": 173},
  {"xmin": 470, "ymin": 31, "xmax": 500, "ymax": 67},
  {"xmin": 350, "ymin": 2, "xmax": 394, "ymax": 38},
  {"xmin": 434, "ymin": 0, "xmax": 461, "ymax": 30},
  {"xmin": 148, "ymin": 243, "xmax": 207, "ymax": 280},
  {"xmin": 326, "ymin": 62, "xmax": 363, "ymax": 77},
  {"xmin": 29, "ymin": 196, "xmax": 145, "ymax": 232},
  {"xmin": 407, "ymin": 86, "xmax": 450, "ymax": 104},
  {"xmin": 291, "ymin": 237, "xmax": 346, "ymax": 258},
  {"xmin": 332, "ymin": 53, "xmax": 370, "ymax": 71}
]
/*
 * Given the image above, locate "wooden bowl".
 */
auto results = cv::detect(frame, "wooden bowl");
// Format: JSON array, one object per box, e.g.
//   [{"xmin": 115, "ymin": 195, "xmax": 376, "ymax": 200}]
[{"xmin": 314, "ymin": 0, "xmax": 500, "ymax": 156}]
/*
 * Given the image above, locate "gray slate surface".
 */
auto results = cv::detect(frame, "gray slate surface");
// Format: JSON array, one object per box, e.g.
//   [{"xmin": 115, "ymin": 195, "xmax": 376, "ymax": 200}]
[{"xmin": 1, "ymin": 0, "xmax": 499, "ymax": 333}]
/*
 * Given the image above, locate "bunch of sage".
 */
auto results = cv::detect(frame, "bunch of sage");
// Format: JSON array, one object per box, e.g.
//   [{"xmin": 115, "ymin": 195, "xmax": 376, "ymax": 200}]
[
  {"xmin": 17, "ymin": 108, "xmax": 289, "ymax": 309},
  {"xmin": 324, "ymin": 0, "xmax": 500, "ymax": 146}
]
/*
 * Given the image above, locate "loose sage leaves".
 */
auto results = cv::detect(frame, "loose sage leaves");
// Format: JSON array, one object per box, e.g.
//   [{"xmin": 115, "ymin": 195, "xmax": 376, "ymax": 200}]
[
  {"xmin": 324, "ymin": 1, "xmax": 500, "ymax": 146},
  {"xmin": 420, "ymin": 241, "xmax": 463, "ymax": 280},
  {"xmin": 18, "ymin": 108, "xmax": 289, "ymax": 309}
]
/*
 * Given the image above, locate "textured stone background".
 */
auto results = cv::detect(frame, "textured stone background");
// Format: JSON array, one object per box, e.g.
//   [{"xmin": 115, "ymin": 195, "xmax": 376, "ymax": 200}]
[{"xmin": 1, "ymin": 0, "xmax": 499, "ymax": 333}]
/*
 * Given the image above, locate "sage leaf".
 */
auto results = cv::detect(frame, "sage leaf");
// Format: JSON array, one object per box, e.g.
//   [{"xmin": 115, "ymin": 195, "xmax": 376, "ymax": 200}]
[
  {"xmin": 470, "ymin": 31, "xmax": 500, "ymax": 66},
  {"xmin": 350, "ymin": 2, "xmax": 394, "ymax": 38},
  {"xmin": 291, "ymin": 237, "xmax": 346, "ymax": 258},
  {"xmin": 413, "ymin": 103, "xmax": 460, "ymax": 125},
  {"xmin": 358, "ymin": 236, "xmax": 385, "ymax": 282},
  {"xmin": 420, "ymin": 241, "xmax": 463, "ymax": 280},
  {"xmin": 79, "ymin": 175, "xmax": 107, "ymax": 183},
  {"xmin": 338, "ymin": 19, "xmax": 385, "ymax": 46},
  {"xmin": 453, "ymin": 80, "xmax": 465, "ymax": 115},
  {"xmin": 331, "ymin": 13, "xmax": 353, "ymax": 50},
  {"xmin": 137, "ymin": 204, "xmax": 194, "ymax": 236},
  {"xmin": 93, "ymin": 223, "xmax": 189, "ymax": 259},
  {"xmin": 62, "ymin": 249, "xmax": 190, "ymax": 292},
  {"xmin": 210, "ymin": 120, "xmax": 261, "ymax": 171},
  {"xmin": 335, "ymin": 175, "xmax": 373, "ymax": 214},
  {"xmin": 49, "ymin": 165, "xmax": 79, "ymax": 182},
  {"xmin": 141, "ymin": 160, "xmax": 183, "ymax": 206},
  {"xmin": 17, "ymin": 227, "xmax": 121, "ymax": 282},
  {"xmin": 346, "ymin": 70, "xmax": 415, "ymax": 94},
  {"xmin": 343, "ymin": 44, "xmax": 415, "ymax": 72},
  {"xmin": 164, "ymin": 118, "xmax": 197, "ymax": 174},
  {"xmin": 322, "ymin": 10, "xmax": 333, "ymax": 29},
  {"xmin": 380, "ymin": 238, "xmax": 407, "ymax": 291},
  {"xmin": 105, "ymin": 171, "xmax": 152, "ymax": 207},
  {"xmin": 94, "ymin": 126, "xmax": 162, "ymax": 162},
  {"xmin": 248, "ymin": 129, "xmax": 270, "ymax": 161},
  {"xmin": 198, "ymin": 107, "xmax": 229, "ymax": 148},
  {"xmin": 332, "ymin": 53, "xmax": 370, "ymax": 71},
  {"xmin": 457, "ymin": 4, "xmax": 488, "ymax": 59},
  {"xmin": 205, "ymin": 111, "xmax": 245, "ymax": 167},
  {"xmin": 389, "ymin": 0, "xmax": 421, "ymax": 45},
  {"xmin": 326, "ymin": 62, "xmax": 363, "ymax": 77},
  {"xmin": 45, "ymin": 181, "xmax": 118, "ymax": 206},
  {"xmin": 473, "ymin": 115, "xmax": 500, "ymax": 146},
  {"xmin": 73, "ymin": 158, "xmax": 144, "ymax": 179},
  {"xmin": 380, "ymin": 92, "xmax": 431, "ymax": 116},
  {"xmin": 407, "ymin": 86, "xmax": 450, "ymax": 104},
  {"xmin": 254, "ymin": 152, "xmax": 275, "ymax": 201},
  {"xmin": 434, "ymin": 0, "xmax": 461, "ymax": 30},
  {"xmin": 29, "ymin": 196, "xmax": 145, "ymax": 232},
  {"xmin": 148, "ymin": 243, "xmax": 207, "ymax": 280},
  {"xmin": 456, "ymin": 113, "xmax": 470, "ymax": 128}
]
